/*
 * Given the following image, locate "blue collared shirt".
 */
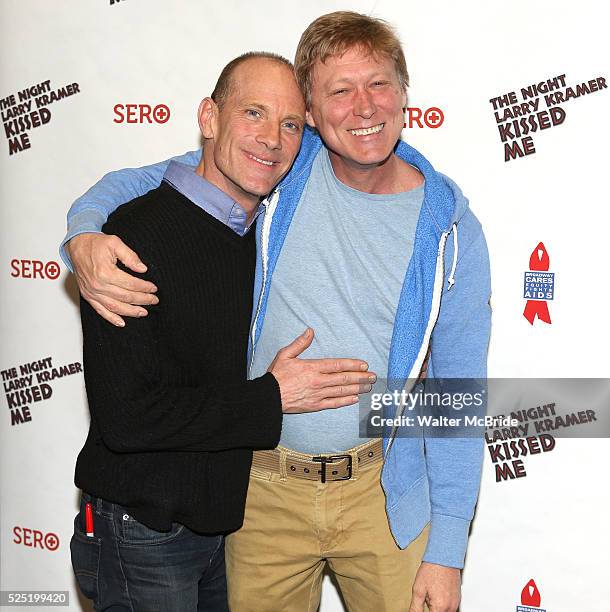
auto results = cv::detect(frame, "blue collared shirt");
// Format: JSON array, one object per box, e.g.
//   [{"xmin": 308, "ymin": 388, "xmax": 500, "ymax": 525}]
[{"xmin": 162, "ymin": 161, "xmax": 264, "ymax": 236}]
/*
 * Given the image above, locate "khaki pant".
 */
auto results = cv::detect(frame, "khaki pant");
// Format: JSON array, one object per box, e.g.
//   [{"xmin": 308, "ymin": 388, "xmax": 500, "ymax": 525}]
[{"xmin": 225, "ymin": 442, "xmax": 429, "ymax": 612}]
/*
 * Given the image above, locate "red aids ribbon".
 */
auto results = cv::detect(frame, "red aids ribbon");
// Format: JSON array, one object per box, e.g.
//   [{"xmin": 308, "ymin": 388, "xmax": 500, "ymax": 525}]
[
  {"xmin": 521, "ymin": 578, "xmax": 541, "ymax": 607},
  {"xmin": 523, "ymin": 242, "xmax": 552, "ymax": 325}
]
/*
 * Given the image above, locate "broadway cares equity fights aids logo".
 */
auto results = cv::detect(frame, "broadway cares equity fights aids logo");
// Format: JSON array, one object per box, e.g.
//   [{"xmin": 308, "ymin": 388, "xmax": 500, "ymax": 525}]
[
  {"xmin": 517, "ymin": 579, "xmax": 546, "ymax": 612},
  {"xmin": 523, "ymin": 243, "xmax": 553, "ymax": 325}
]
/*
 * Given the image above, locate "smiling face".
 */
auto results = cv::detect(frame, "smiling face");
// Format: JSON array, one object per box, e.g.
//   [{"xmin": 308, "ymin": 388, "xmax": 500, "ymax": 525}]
[
  {"xmin": 306, "ymin": 46, "xmax": 406, "ymax": 175},
  {"xmin": 199, "ymin": 58, "xmax": 305, "ymax": 208}
]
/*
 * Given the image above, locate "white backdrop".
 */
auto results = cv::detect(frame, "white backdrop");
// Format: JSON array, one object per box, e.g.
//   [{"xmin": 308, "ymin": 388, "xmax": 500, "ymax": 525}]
[{"xmin": 1, "ymin": 1, "xmax": 609, "ymax": 610}]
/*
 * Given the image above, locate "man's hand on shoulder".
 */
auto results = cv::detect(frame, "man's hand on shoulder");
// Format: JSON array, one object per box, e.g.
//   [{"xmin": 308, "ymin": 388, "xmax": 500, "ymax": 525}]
[
  {"xmin": 409, "ymin": 562, "xmax": 461, "ymax": 612},
  {"xmin": 67, "ymin": 233, "xmax": 159, "ymax": 327}
]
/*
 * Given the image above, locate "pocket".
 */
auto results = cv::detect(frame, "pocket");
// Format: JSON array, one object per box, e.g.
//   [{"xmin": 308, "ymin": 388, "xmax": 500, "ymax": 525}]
[
  {"xmin": 119, "ymin": 512, "xmax": 185, "ymax": 546},
  {"xmin": 70, "ymin": 514, "xmax": 101, "ymax": 601}
]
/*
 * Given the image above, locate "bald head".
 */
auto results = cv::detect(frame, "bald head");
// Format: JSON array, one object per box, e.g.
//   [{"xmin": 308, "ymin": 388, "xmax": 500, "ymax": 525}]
[{"xmin": 211, "ymin": 51, "xmax": 294, "ymax": 109}]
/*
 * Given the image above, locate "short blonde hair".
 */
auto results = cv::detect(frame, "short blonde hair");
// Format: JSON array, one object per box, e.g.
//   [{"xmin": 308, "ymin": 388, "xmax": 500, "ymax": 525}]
[{"xmin": 295, "ymin": 11, "xmax": 409, "ymax": 108}]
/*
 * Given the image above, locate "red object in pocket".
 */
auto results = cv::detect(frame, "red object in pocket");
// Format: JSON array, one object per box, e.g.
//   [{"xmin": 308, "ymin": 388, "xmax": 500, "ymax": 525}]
[{"xmin": 85, "ymin": 502, "xmax": 94, "ymax": 537}]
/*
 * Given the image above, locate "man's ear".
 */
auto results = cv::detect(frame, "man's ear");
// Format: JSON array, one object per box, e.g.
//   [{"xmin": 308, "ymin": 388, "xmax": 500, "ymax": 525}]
[
  {"xmin": 401, "ymin": 87, "xmax": 408, "ymax": 109},
  {"xmin": 305, "ymin": 109, "xmax": 316, "ymax": 129},
  {"xmin": 198, "ymin": 97, "xmax": 217, "ymax": 140}
]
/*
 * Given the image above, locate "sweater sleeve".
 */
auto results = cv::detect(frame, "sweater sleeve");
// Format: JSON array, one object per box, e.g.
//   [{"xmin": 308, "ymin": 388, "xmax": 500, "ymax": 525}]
[
  {"xmin": 422, "ymin": 218, "xmax": 491, "ymax": 569},
  {"xmin": 82, "ymin": 297, "xmax": 282, "ymax": 454},
  {"xmin": 59, "ymin": 149, "xmax": 202, "ymax": 270},
  {"xmin": 80, "ymin": 221, "xmax": 283, "ymax": 455}
]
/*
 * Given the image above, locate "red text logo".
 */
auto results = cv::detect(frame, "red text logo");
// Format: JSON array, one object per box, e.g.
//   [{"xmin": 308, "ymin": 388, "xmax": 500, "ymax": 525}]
[
  {"xmin": 113, "ymin": 104, "xmax": 171, "ymax": 124},
  {"xmin": 10, "ymin": 259, "xmax": 60, "ymax": 280},
  {"xmin": 403, "ymin": 107, "xmax": 445, "ymax": 129},
  {"xmin": 13, "ymin": 527, "xmax": 60, "ymax": 551}
]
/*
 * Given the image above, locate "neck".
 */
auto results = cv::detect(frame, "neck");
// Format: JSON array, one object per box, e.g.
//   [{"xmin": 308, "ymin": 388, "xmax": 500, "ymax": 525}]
[
  {"xmin": 328, "ymin": 149, "xmax": 423, "ymax": 195},
  {"xmin": 197, "ymin": 147, "xmax": 259, "ymax": 223}
]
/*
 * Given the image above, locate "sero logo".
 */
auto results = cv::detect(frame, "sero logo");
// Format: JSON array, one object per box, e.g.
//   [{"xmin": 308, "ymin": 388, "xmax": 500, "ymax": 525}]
[
  {"xmin": 523, "ymin": 242, "xmax": 554, "ymax": 325},
  {"xmin": 10, "ymin": 259, "xmax": 60, "ymax": 280},
  {"xmin": 13, "ymin": 527, "xmax": 60, "ymax": 551},
  {"xmin": 517, "ymin": 578, "xmax": 546, "ymax": 612},
  {"xmin": 113, "ymin": 104, "xmax": 170, "ymax": 124},
  {"xmin": 403, "ymin": 107, "xmax": 444, "ymax": 129}
]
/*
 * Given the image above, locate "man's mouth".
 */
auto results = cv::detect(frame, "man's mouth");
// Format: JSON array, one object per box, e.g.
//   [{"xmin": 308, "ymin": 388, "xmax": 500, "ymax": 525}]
[
  {"xmin": 349, "ymin": 123, "xmax": 385, "ymax": 136},
  {"xmin": 246, "ymin": 153, "xmax": 277, "ymax": 167}
]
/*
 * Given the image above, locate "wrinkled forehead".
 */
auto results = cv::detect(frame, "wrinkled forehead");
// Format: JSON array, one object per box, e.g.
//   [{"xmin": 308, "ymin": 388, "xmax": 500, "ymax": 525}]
[{"xmin": 224, "ymin": 61, "xmax": 305, "ymax": 120}]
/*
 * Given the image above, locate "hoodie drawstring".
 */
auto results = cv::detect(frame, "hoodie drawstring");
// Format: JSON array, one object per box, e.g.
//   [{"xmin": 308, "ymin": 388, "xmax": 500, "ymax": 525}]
[{"xmin": 447, "ymin": 223, "xmax": 458, "ymax": 290}]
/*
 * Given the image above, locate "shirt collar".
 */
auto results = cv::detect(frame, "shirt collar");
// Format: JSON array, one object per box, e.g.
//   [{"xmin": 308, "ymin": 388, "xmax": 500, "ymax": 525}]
[{"xmin": 162, "ymin": 161, "xmax": 264, "ymax": 235}]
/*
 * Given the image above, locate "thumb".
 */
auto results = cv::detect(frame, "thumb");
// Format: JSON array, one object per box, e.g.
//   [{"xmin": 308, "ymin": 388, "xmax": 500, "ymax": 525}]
[
  {"xmin": 279, "ymin": 328, "xmax": 314, "ymax": 359},
  {"xmin": 113, "ymin": 238, "xmax": 147, "ymax": 273},
  {"xmin": 409, "ymin": 590, "xmax": 426, "ymax": 612}
]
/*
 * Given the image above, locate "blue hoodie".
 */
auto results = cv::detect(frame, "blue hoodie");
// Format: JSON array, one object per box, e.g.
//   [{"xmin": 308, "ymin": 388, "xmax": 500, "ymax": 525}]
[{"xmin": 61, "ymin": 127, "xmax": 491, "ymax": 569}]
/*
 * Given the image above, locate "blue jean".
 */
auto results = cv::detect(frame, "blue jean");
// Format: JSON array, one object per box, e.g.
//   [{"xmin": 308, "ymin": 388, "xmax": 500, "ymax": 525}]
[{"xmin": 70, "ymin": 492, "xmax": 228, "ymax": 611}]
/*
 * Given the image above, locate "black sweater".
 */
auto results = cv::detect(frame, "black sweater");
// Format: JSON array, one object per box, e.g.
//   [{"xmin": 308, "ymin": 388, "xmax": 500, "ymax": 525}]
[{"xmin": 75, "ymin": 182, "xmax": 282, "ymax": 534}]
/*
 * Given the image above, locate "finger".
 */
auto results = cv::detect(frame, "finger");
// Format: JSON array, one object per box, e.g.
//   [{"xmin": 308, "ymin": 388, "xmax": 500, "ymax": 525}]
[
  {"xmin": 90, "ymin": 281, "xmax": 159, "ymax": 307},
  {"xmin": 309, "ymin": 395, "xmax": 360, "ymax": 411},
  {"xmin": 318, "ymin": 371, "xmax": 376, "ymax": 388},
  {"xmin": 93, "ymin": 294, "xmax": 150, "ymax": 319},
  {"xmin": 409, "ymin": 586, "xmax": 427, "ymax": 612},
  {"xmin": 278, "ymin": 328, "xmax": 314, "ymax": 359},
  {"xmin": 99, "ymin": 267, "xmax": 158, "ymax": 295},
  {"xmin": 314, "ymin": 358, "xmax": 369, "ymax": 374},
  {"xmin": 320, "ymin": 382, "xmax": 372, "ymax": 398},
  {"xmin": 87, "ymin": 298, "xmax": 126, "ymax": 328},
  {"xmin": 112, "ymin": 237, "xmax": 148, "ymax": 273}
]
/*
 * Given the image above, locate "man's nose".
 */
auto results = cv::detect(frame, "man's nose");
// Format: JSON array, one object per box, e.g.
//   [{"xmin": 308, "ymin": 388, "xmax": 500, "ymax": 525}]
[
  {"xmin": 353, "ymin": 88, "xmax": 376, "ymax": 119},
  {"xmin": 256, "ymin": 121, "xmax": 282, "ymax": 150}
]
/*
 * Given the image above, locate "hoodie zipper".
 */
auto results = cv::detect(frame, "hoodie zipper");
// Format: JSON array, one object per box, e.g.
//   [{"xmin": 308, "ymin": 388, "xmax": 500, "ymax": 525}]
[
  {"xmin": 249, "ymin": 188, "xmax": 280, "ymax": 375},
  {"xmin": 384, "ymin": 226, "xmax": 454, "ymax": 458}
]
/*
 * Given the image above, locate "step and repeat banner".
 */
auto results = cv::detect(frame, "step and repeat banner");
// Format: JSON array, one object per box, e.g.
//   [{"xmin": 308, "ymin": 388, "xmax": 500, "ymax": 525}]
[{"xmin": 1, "ymin": 1, "xmax": 608, "ymax": 610}]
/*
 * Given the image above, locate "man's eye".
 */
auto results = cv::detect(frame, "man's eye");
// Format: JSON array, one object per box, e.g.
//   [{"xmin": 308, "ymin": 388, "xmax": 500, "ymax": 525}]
[
  {"xmin": 283, "ymin": 122, "xmax": 301, "ymax": 131},
  {"xmin": 246, "ymin": 109, "xmax": 262, "ymax": 118},
  {"xmin": 331, "ymin": 89, "xmax": 348, "ymax": 96},
  {"xmin": 372, "ymin": 81, "xmax": 389, "ymax": 87}
]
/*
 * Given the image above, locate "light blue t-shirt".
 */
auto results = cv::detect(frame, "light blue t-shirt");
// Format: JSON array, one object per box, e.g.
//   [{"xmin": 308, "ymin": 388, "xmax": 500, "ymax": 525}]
[{"xmin": 250, "ymin": 148, "xmax": 424, "ymax": 453}]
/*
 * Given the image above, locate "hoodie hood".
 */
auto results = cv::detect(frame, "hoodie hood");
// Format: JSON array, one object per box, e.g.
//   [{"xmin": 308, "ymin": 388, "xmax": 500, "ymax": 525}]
[
  {"xmin": 394, "ymin": 139, "xmax": 469, "ymax": 233},
  {"xmin": 281, "ymin": 127, "xmax": 469, "ymax": 232},
  {"xmin": 440, "ymin": 172, "xmax": 470, "ymax": 227}
]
